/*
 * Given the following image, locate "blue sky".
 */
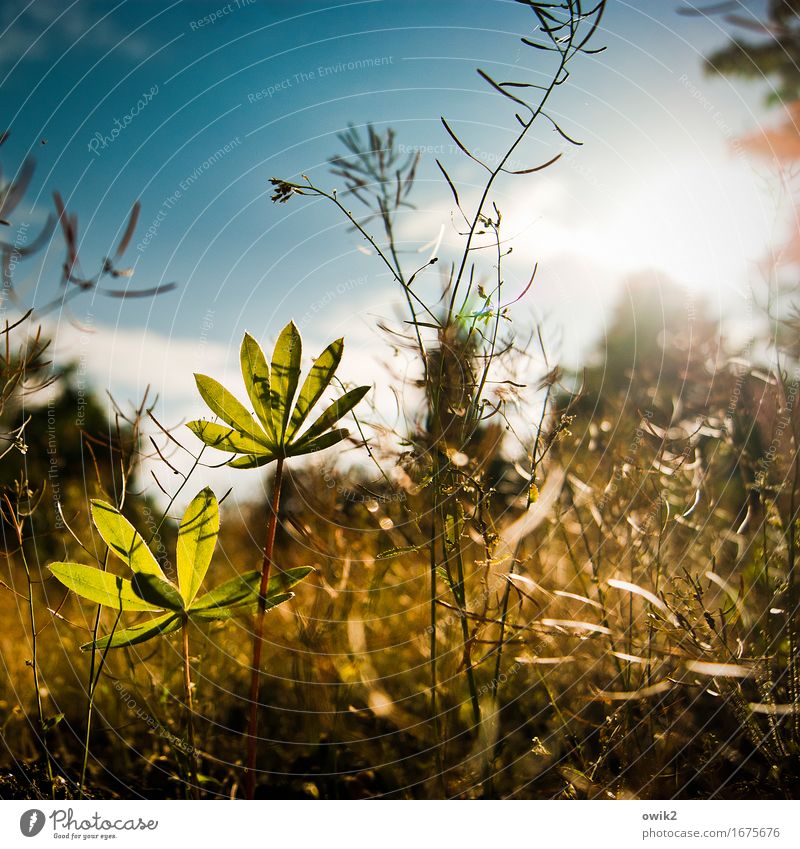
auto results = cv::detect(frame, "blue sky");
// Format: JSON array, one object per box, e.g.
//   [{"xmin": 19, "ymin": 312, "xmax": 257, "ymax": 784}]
[{"xmin": 0, "ymin": 0, "xmax": 783, "ymax": 496}]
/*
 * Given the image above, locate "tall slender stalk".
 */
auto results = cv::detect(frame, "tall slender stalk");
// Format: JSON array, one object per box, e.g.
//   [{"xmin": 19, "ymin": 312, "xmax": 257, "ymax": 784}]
[
  {"xmin": 244, "ymin": 457, "xmax": 285, "ymax": 799},
  {"xmin": 449, "ymin": 511, "xmax": 481, "ymax": 724},
  {"xmin": 78, "ymin": 601, "xmax": 121, "ymax": 798},
  {"xmin": 80, "ymin": 608, "xmax": 101, "ymax": 798},
  {"xmin": 428, "ymin": 489, "xmax": 446, "ymax": 794},
  {"xmin": 269, "ymin": 1, "xmax": 607, "ymax": 796},
  {"xmin": 78, "ymin": 546, "xmax": 110, "ymax": 799},
  {"xmin": 182, "ymin": 618, "xmax": 198, "ymax": 798},
  {"xmin": 21, "ymin": 542, "xmax": 54, "ymax": 796},
  {"xmin": 3, "ymin": 494, "xmax": 54, "ymax": 797}
]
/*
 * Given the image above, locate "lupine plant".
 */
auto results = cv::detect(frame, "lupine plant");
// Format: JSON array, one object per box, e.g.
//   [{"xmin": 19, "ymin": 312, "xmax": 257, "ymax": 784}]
[
  {"xmin": 48, "ymin": 487, "xmax": 313, "ymax": 795},
  {"xmin": 188, "ymin": 321, "xmax": 370, "ymax": 797}
]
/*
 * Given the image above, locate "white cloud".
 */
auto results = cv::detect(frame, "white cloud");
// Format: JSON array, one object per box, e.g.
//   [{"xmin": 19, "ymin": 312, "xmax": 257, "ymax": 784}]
[{"xmin": 40, "ymin": 312, "xmax": 402, "ymax": 508}]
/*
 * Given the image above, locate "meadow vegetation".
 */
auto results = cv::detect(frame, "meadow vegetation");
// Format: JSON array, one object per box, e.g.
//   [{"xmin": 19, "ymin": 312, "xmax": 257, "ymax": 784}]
[{"xmin": 1, "ymin": 0, "xmax": 800, "ymax": 799}]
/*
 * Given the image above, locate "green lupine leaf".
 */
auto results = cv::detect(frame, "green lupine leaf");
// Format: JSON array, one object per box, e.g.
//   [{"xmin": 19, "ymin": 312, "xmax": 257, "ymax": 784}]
[
  {"xmin": 285, "ymin": 338, "xmax": 343, "ymax": 442},
  {"xmin": 240, "ymin": 333, "xmax": 275, "ymax": 440},
  {"xmin": 288, "ymin": 428, "xmax": 350, "ymax": 457},
  {"xmin": 49, "ymin": 562, "xmax": 163, "ymax": 612},
  {"xmin": 189, "ymin": 568, "xmax": 260, "ymax": 610},
  {"xmin": 186, "ymin": 420, "xmax": 269, "ymax": 456},
  {"xmin": 227, "ymin": 451, "xmax": 278, "ymax": 469},
  {"xmin": 90, "ymin": 501, "xmax": 165, "ymax": 579},
  {"xmin": 189, "ymin": 592, "xmax": 294, "ymax": 621},
  {"xmin": 190, "ymin": 565, "xmax": 314, "ymax": 613},
  {"xmin": 256, "ymin": 566, "xmax": 317, "ymax": 602},
  {"xmin": 177, "ymin": 487, "xmax": 219, "ymax": 605},
  {"xmin": 270, "ymin": 321, "xmax": 302, "ymax": 443},
  {"xmin": 82, "ymin": 613, "xmax": 182, "ymax": 651},
  {"xmin": 293, "ymin": 385, "xmax": 370, "ymax": 446},
  {"xmin": 132, "ymin": 573, "xmax": 185, "ymax": 611},
  {"xmin": 259, "ymin": 564, "xmax": 315, "ymax": 598},
  {"xmin": 194, "ymin": 374, "xmax": 270, "ymax": 445}
]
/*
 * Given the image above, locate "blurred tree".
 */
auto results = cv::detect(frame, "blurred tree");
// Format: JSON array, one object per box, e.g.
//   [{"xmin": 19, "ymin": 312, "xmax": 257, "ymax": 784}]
[
  {"xmin": 696, "ymin": 2, "xmax": 800, "ymax": 262},
  {"xmin": 568, "ymin": 271, "xmax": 720, "ymax": 421},
  {"xmin": 560, "ymin": 271, "xmax": 764, "ymax": 532},
  {"xmin": 703, "ymin": 1, "xmax": 800, "ymax": 104},
  {"xmin": 0, "ymin": 350, "xmax": 145, "ymax": 563}
]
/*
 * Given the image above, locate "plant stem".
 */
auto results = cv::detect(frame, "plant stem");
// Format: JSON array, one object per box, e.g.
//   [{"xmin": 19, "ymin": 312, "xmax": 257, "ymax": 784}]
[
  {"xmin": 182, "ymin": 618, "xmax": 198, "ymax": 798},
  {"xmin": 486, "ymin": 540, "xmax": 523, "ymax": 797},
  {"xmin": 79, "ymin": 548, "xmax": 112, "ymax": 799},
  {"xmin": 428, "ymin": 503, "xmax": 446, "ymax": 795},
  {"xmin": 452, "ymin": 536, "xmax": 481, "ymax": 726},
  {"xmin": 79, "ymin": 610, "xmax": 100, "ymax": 799},
  {"xmin": 5, "ymin": 493, "xmax": 55, "ymax": 798},
  {"xmin": 244, "ymin": 457, "xmax": 285, "ymax": 799},
  {"xmin": 20, "ymin": 543, "xmax": 54, "ymax": 796}
]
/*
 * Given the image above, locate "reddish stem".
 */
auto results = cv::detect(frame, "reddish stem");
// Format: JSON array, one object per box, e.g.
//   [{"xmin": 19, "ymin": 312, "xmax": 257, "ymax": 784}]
[{"xmin": 244, "ymin": 457, "xmax": 285, "ymax": 799}]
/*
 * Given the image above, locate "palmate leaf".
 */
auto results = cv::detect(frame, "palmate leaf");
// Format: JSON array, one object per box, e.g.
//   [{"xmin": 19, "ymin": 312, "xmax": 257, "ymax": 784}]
[
  {"xmin": 90, "ymin": 501, "xmax": 165, "ymax": 579},
  {"xmin": 240, "ymin": 333, "xmax": 275, "ymax": 441},
  {"xmin": 288, "ymin": 428, "xmax": 350, "ymax": 457},
  {"xmin": 177, "ymin": 487, "xmax": 220, "ymax": 605},
  {"xmin": 227, "ymin": 449, "xmax": 279, "ymax": 469},
  {"xmin": 132, "ymin": 573, "xmax": 184, "ymax": 611},
  {"xmin": 270, "ymin": 321, "xmax": 302, "ymax": 443},
  {"xmin": 194, "ymin": 373, "xmax": 270, "ymax": 445},
  {"xmin": 83, "ymin": 613, "xmax": 182, "ymax": 651},
  {"xmin": 189, "ymin": 565, "xmax": 314, "ymax": 614},
  {"xmin": 52, "ymin": 487, "xmax": 278, "ymax": 651},
  {"xmin": 186, "ymin": 420, "xmax": 268, "ymax": 455},
  {"xmin": 189, "ymin": 568, "xmax": 261, "ymax": 611},
  {"xmin": 190, "ymin": 592, "xmax": 294, "ymax": 621},
  {"xmin": 294, "ymin": 386, "xmax": 371, "ymax": 446},
  {"xmin": 285, "ymin": 337, "xmax": 343, "ymax": 441},
  {"xmin": 49, "ymin": 562, "xmax": 162, "ymax": 612},
  {"xmin": 189, "ymin": 323, "xmax": 370, "ymax": 466}
]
